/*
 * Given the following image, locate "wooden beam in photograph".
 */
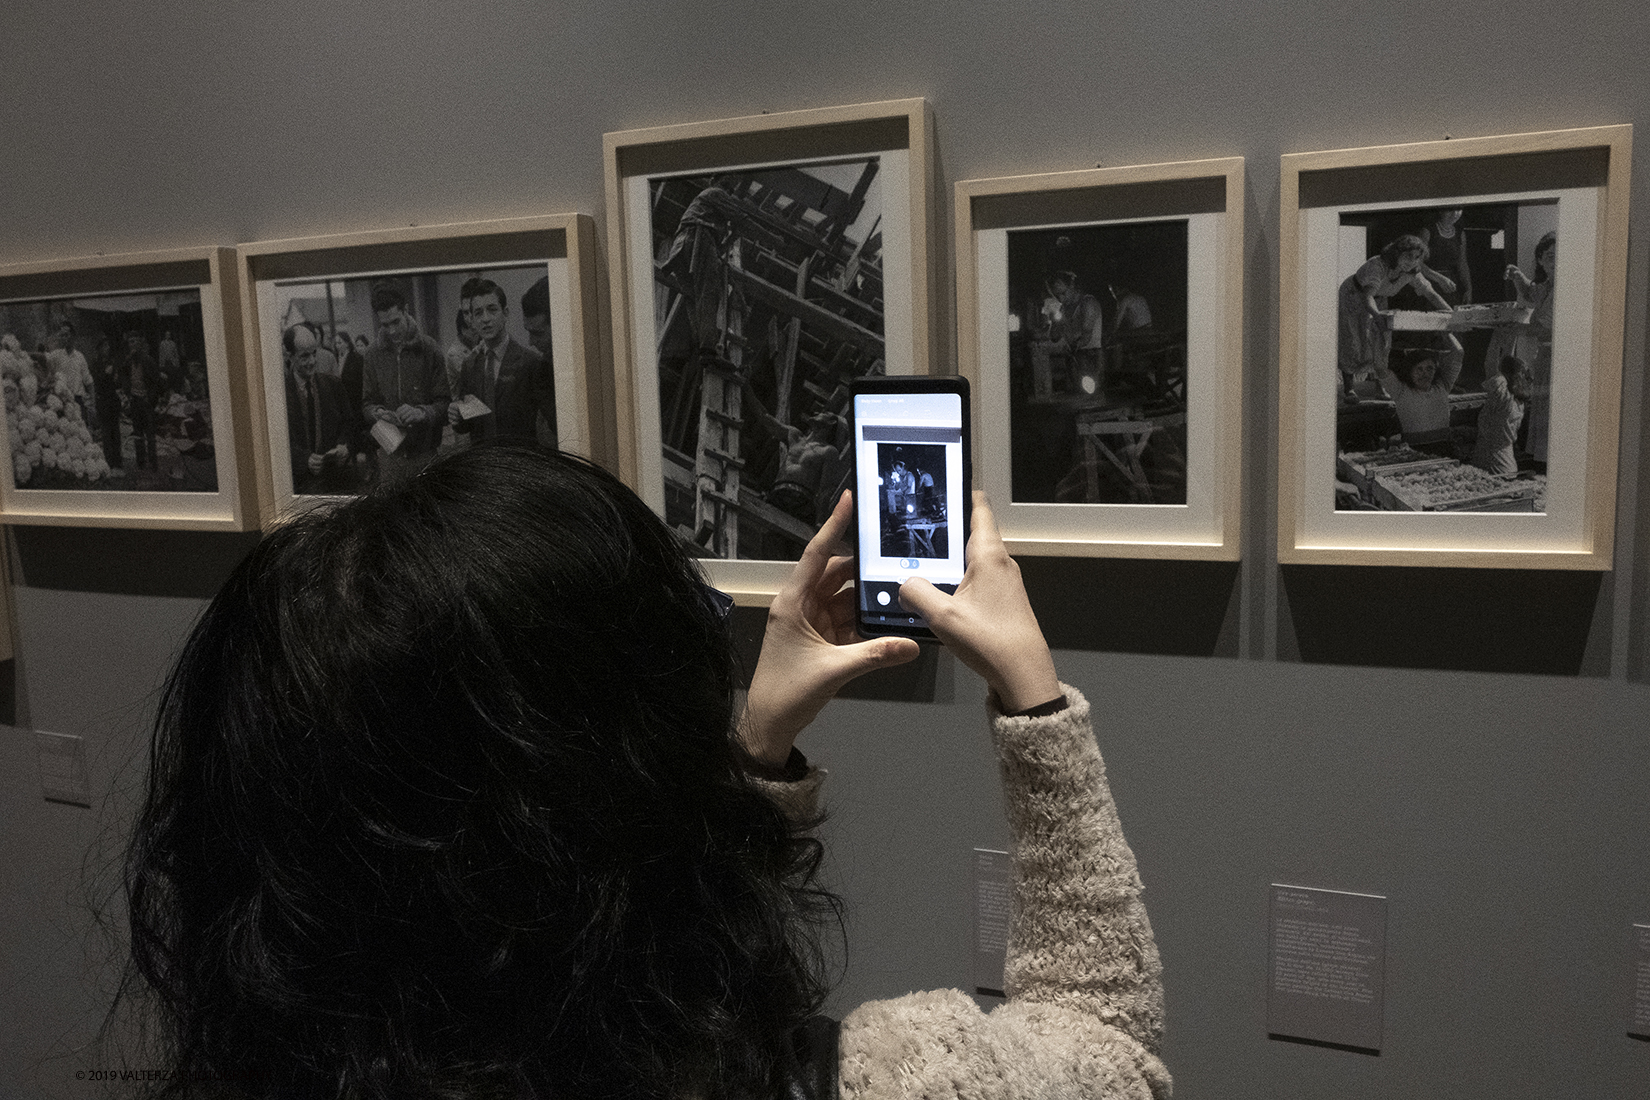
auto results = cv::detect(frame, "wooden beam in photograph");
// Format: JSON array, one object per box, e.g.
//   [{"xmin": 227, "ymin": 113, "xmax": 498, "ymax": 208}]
[
  {"xmin": 724, "ymin": 266, "xmax": 884, "ymax": 358},
  {"xmin": 751, "ymin": 249, "xmax": 884, "ymax": 327},
  {"xmin": 692, "ymin": 240, "xmax": 748, "ymax": 558},
  {"xmin": 661, "ymin": 446, "xmax": 814, "ymax": 546}
]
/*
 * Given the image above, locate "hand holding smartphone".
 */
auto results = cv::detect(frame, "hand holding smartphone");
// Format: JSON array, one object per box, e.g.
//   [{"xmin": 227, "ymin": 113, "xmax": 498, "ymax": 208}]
[{"xmin": 850, "ymin": 376, "xmax": 971, "ymax": 640}]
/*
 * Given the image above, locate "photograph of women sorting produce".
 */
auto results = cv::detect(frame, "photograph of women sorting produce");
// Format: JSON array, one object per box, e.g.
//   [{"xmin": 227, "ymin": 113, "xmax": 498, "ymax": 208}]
[{"xmin": 1333, "ymin": 200, "xmax": 1556, "ymax": 514}]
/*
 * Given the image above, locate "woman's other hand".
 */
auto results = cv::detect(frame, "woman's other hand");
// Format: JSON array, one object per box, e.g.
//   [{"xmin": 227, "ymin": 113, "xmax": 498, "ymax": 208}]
[
  {"xmin": 740, "ymin": 491, "xmax": 920, "ymax": 765},
  {"xmin": 897, "ymin": 492, "xmax": 1060, "ymax": 714}
]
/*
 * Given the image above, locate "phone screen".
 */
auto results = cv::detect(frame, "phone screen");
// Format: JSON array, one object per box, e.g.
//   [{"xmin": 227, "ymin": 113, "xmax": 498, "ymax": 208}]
[{"xmin": 853, "ymin": 385, "xmax": 968, "ymax": 635}]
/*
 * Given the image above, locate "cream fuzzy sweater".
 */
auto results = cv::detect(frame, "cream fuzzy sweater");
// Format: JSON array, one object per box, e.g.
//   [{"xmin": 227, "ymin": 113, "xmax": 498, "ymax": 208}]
[{"xmin": 769, "ymin": 686, "xmax": 1170, "ymax": 1100}]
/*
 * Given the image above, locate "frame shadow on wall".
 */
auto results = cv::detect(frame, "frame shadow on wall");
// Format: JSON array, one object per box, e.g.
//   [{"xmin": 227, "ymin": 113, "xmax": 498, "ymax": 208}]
[
  {"xmin": 1022, "ymin": 556, "xmax": 1241, "ymax": 656},
  {"xmin": 1279, "ymin": 564, "xmax": 1604, "ymax": 674},
  {"xmin": 11, "ymin": 527, "xmax": 260, "ymax": 599}
]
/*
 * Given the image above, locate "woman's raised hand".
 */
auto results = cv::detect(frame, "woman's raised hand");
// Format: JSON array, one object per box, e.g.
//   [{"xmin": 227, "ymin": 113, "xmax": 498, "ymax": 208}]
[
  {"xmin": 740, "ymin": 491, "xmax": 919, "ymax": 765},
  {"xmin": 896, "ymin": 492, "xmax": 1060, "ymax": 714}
]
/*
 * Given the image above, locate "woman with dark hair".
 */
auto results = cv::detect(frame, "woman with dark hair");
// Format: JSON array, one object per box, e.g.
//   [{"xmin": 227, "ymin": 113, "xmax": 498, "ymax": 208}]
[
  {"xmin": 1375, "ymin": 343, "xmax": 1464, "ymax": 455},
  {"xmin": 1337, "ymin": 232, "xmax": 1453, "ymax": 403},
  {"xmin": 122, "ymin": 445, "xmax": 1168, "ymax": 1100}
]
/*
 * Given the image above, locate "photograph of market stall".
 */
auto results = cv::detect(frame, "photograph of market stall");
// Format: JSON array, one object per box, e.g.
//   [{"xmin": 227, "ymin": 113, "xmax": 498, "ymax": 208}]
[
  {"xmin": 0, "ymin": 289, "xmax": 217, "ymax": 492},
  {"xmin": 648, "ymin": 158, "xmax": 885, "ymax": 561},
  {"xmin": 1332, "ymin": 200, "xmax": 1554, "ymax": 513},
  {"xmin": 1004, "ymin": 219, "xmax": 1189, "ymax": 505}
]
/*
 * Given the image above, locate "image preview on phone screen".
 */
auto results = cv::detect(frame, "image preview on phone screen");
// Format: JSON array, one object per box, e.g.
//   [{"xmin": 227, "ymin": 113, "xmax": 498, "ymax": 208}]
[{"xmin": 853, "ymin": 389, "xmax": 966, "ymax": 629}]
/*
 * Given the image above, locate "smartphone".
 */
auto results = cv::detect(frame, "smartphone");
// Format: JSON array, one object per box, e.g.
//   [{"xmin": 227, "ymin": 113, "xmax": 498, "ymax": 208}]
[{"xmin": 850, "ymin": 376, "xmax": 971, "ymax": 640}]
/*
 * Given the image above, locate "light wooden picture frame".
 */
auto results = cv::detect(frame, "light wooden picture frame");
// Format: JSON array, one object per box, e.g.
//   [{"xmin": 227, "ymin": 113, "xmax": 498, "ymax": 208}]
[
  {"xmin": 955, "ymin": 157, "xmax": 1245, "ymax": 560},
  {"xmin": 238, "ymin": 214, "xmax": 606, "ymax": 528},
  {"xmin": 605, "ymin": 98, "xmax": 936, "ymax": 604},
  {"xmin": 0, "ymin": 246, "xmax": 258, "ymax": 530},
  {"xmin": 1279, "ymin": 125, "xmax": 1632, "ymax": 569}
]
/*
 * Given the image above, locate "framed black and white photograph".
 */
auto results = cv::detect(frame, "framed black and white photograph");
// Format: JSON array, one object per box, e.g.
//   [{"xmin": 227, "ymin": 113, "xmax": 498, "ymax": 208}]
[
  {"xmin": 606, "ymin": 99, "xmax": 936, "ymax": 602},
  {"xmin": 0, "ymin": 246, "xmax": 257, "ymax": 530},
  {"xmin": 955, "ymin": 158, "xmax": 1245, "ymax": 559},
  {"xmin": 1279, "ymin": 126, "xmax": 1632, "ymax": 568},
  {"xmin": 1003, "ymin": 220, "xmax": 1190, "ymax": 504},
  {"xmin": 239, "ymin": 214, "xmax": 605, "ymax": 526}
]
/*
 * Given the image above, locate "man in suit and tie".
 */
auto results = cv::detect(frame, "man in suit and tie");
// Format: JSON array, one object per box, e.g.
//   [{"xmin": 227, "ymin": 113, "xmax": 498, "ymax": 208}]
[
  {"xmin": 284, "ymin": 323, "xmax": 360, "ymax": 495},
  {"xmin": 449, "ymin": 278, "xmax": 555, "ymax": 446}
]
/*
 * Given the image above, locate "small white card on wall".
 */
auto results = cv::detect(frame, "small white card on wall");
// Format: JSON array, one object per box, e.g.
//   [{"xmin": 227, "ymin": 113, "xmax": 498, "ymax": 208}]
[
  {"xmin": 37, "ymin": 731, "xmax": 90, "ymax": 807},
  {"xmin": 1629, "ymin": 924, "xmax": 1650, "ymax": 1040},
  {"xmin": 973, "ymin": 848, "xmax": 1011, "ymax": 997},
  {"xmin": 1268, "ymin": 884, "xmax": 1387, "ymax": 1053}
]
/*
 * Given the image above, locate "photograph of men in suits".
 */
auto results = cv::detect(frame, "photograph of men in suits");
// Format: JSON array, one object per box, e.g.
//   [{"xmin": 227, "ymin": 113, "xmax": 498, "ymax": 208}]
[
  {"xmin": 449, "ymin": 277, "xmax": 556, "ymax": 446},
  {"xmin": 264, "ymin": 262, "xmax": 557, "ymax": 500}
]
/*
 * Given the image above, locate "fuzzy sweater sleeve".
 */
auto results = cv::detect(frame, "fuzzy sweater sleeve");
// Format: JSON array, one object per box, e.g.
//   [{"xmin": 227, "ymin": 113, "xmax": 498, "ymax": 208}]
[
  {"xmin": 746, "ymin": 763, "xmax": 826, "ymax": 825},
  {"xmin": 839, "ymin": 685, "xmax": 1170, "ymax": 1100}
]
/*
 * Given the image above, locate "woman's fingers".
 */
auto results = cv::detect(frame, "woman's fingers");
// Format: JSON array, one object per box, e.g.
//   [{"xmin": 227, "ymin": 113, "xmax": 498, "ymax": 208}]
[
  {"xmin": 897, "ymin": 492, "xmax": 1060, "ymax": 712},
  {"xmin": 818, "ymin": 553, "xmax": 856, "ymax": 599},
  {"xmin": 789, "ymin": 490, "xmax": 854, "ymax": 590}
]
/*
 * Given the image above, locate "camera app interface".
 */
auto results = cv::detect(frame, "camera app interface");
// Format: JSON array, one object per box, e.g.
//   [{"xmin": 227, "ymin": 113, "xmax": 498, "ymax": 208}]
[{"xmin": 854, "ymin": 389, "xmax": 965, "ymax": 626}]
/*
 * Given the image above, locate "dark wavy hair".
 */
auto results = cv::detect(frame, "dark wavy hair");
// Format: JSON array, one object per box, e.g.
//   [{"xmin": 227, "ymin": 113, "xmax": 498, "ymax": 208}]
[
  {"xmin": 1389, "ymin": 347, "xmax": 1440, "ymax": 391},
  {"xmin": 1380, "ymin": 233, "xmax": 1430, "ymax": 267},
  {"xmin": 122, "ymin": 445, "xmax": 838, "ymax": 1099}
]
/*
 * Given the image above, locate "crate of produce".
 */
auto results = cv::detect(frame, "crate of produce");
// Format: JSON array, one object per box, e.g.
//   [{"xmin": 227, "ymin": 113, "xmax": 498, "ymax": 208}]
[
  {"xmin": 1449, "ymin": 302, "xmax": 1535, "ymax": 327},
  {"xmin": 1373, "ymin": 463, "xmax": 1540, "ymax": 512},
  {"xmin": 1386, "ymin": 303, "xmax": 1534, "ymax": 332},
  {"xmin": 1337, "ymin": 446, "xmax": 1455, "ymax": 497}
]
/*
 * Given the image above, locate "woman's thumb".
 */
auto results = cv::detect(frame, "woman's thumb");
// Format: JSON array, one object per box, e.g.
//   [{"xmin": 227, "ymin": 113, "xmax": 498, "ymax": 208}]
[{"xmin": 829, "ymin": 636, "xmax": 920, "ymax": 688}]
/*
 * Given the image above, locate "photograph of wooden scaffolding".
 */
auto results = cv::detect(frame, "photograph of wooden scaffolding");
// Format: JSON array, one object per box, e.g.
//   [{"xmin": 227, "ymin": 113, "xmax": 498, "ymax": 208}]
[{"xmin": 649, "ymin": 158, "xmax": 885, "ymax": 561}]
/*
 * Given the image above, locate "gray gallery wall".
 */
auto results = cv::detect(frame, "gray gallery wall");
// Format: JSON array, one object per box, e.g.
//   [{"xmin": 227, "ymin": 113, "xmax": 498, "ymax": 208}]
[{"xmin": 2, "ymin": 1, "xmax": 1648, "ymax": 1097}]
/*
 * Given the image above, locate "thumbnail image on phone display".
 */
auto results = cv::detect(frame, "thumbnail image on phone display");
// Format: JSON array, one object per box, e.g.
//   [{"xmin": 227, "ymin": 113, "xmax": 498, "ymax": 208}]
[{"xmin": 852, "ymin": 380, "xmax": 969, "ymax": 637}]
